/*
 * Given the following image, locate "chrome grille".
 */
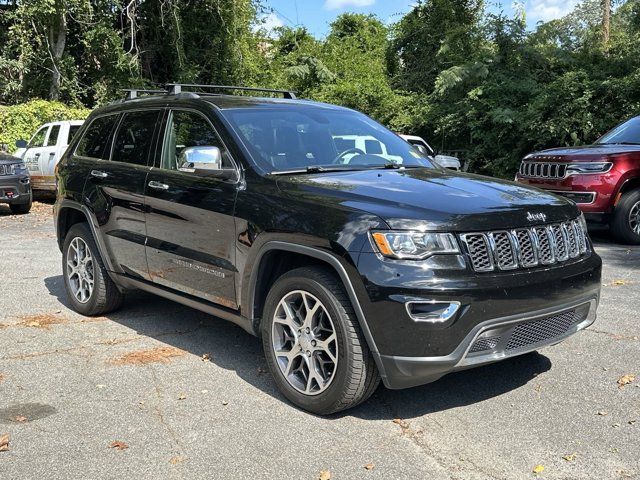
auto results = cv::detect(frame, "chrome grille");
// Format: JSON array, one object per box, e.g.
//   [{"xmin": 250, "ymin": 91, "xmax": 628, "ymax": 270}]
[
  {"xmin": 0, "ymin": 164, "xmax": 8, "ymax": 176},
  {"xmin": 460, "ymin": 218, "xmax": 589, "ymax": 273},
  {"xmin": 519, "ymin": 162, "xmax": 567, "ymax": 179},
  {"xmin": 506, "ymin": 310, "xmax": 578, "ymax": 350}
]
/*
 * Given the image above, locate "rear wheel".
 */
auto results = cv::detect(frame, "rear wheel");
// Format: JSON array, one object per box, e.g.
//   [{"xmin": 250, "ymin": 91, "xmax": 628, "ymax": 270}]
[
  {"xmin": 262, "ymin": 266, "xmax": 380, "ymax": 415},
  {"xmin": 62, "ymin": 223, "xmax": 123, "ymax": 315},
  {"xmin": 611, "ymin": 189, "xmax": 640, "ymax": 245}
]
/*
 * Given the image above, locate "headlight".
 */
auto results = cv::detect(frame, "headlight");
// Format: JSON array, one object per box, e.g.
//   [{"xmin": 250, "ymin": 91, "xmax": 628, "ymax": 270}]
[
  {"xmin": 9, "ymin": 162, "xmax": 28, "ymax": 175},
  {"xmin": 371, "ymin": 231, "xmax": 460, "ymax": 259},
  {"xmin": 566, "ymin": 162, "xmax": 612, "ymax": 175}
]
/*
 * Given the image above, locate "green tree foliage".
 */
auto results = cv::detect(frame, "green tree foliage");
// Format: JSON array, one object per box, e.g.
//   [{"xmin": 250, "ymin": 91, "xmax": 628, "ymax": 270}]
[
  {"xmin": 1, "ymin": 0, "xmax": 640, "ymax": 178},
  {"xmin": 0, "ymin": 99, "xmax": 89, "ymax": 150}
]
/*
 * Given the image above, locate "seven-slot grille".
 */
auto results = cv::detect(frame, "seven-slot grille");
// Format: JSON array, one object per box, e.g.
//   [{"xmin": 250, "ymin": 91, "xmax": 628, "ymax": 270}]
[
  {"xmin": 460, "ymin": 218, "xmax": 588, "ymax": 273},
  {"xmin": 519, "ymin": 162, "xmax": 567, "ymax": 179}
]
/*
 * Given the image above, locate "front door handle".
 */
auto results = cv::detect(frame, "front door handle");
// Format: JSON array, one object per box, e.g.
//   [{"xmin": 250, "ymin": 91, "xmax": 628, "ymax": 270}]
[
  {"xmin": 148, "ymin": 180, "xmax": 169, "ymax": 191},
  {"xmin": 90, "ymin": 170, "xmax": 108, "ymax": 179}
]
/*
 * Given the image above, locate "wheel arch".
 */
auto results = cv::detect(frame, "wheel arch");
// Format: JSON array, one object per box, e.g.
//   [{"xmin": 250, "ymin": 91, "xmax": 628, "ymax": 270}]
[
  {"xmin": 56, "ymin": 200, "xmax": 116, "ymax": 272},
  {"xmin": 247, "ymin": 242, "xmax": 387, "ymax": 381}
]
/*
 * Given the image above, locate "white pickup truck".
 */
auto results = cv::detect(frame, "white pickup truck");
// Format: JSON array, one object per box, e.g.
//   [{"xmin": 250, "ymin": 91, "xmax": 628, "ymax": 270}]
[
  {"xmin": 14, "ymin": 120, "xmax": 84, "ymax": 192},
  {"xmin": 399, "ymin": 134, "xmax": 461, "ymax": 170}
]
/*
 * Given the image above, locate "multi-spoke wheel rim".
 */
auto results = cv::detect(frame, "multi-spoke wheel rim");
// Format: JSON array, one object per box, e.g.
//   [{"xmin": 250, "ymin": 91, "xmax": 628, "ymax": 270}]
[
  {"xmin": 629, "ymin": 201, "xmax": 640, "ymax": 236},
  {"xmin": 66, "ymin": 237, "xmax": 95, "ymax": 304},
  {"xmin": 271, "ymin": 290, "xmax": 338, "ymax": 396}
]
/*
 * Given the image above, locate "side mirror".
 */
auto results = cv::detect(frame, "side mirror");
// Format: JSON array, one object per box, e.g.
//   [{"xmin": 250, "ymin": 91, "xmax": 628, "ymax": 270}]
[
  {"xmin": 178, "ymin": 146, "xmax": 237, "ymax": 180},
  {"xmin": 15, "ymin": 139, "xmax": 27, "ymax": 149}
]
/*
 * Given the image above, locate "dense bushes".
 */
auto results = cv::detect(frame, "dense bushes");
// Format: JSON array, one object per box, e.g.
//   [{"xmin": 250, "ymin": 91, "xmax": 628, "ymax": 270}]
[{"xmin": 0, "ymin": 100, "xmax": 89, "ymax": 153}]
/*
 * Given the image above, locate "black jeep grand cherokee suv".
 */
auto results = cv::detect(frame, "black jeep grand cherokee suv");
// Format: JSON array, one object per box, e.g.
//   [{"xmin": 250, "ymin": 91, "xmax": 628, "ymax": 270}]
[{"xmin": 54, "ymin": 85, "xmax": 601, "ymax": 414}]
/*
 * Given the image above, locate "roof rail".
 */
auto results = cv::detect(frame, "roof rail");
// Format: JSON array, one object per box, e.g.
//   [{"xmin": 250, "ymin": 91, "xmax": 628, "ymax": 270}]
[
  {"xmin": 122, "ymin": 88, "xmax": 167, "ymax": 100},
  {"xmin": 165, "ymin": 83, "xmax": 297, "ymax": 99}
]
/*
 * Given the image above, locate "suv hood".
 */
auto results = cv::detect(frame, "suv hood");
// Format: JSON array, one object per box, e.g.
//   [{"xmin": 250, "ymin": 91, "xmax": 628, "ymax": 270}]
[
  {"xmin": 276, "ymin": 168, "xmax": 579, "ymax": 231},
  {"xmin": 529, "ymin": 144, "xmax": 640, "ymax": 161},
  {"xmin": 0, "ymin": 153, "xmax": 22, "ymax": 164}
]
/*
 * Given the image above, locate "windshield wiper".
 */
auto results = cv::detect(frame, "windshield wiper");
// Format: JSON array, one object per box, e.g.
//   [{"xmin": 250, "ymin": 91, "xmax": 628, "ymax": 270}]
[{"xmin": 270, "ymin": 165, "xmax": 368, "ymax": 175}]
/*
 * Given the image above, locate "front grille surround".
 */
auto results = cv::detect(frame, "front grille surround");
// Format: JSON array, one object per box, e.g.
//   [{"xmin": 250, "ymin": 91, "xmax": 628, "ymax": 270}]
[
  {"xmin": 519, "ymin": 162, "xmax": 567, "ymax": 179},
  {"xmin": 459, "ymin": 218, "xmax": 589, "ymax": 273}
]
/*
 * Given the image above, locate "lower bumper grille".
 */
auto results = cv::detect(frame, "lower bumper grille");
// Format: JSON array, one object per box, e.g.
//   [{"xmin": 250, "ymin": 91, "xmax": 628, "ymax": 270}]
[{"xmin": 467, "ymin": 305, "xmax": 589, "ymax": 357}]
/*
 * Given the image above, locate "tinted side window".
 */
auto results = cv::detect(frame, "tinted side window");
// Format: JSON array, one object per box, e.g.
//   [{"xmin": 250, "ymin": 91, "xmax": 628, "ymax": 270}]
[
  {"xmin": 28, "ymin": 127, "xmax": 48, "ymax": 148},
  {"xmin": 45, "ymin": 125, "xmax": 60, "ymax": 147},
  {"xmin": 112, "ymin": 110, "xmax": 160, "ymax": 166},
  {"xmin": 160, "ymin": 110, "xmax": 230, "ymax": 170},
  {"xmin": 76, "ymin": 115, "xmax": 119, "ymax": 159},
  {"xmin": 68, "ymin": 125, "xmax": 82, "ymax": 144}
]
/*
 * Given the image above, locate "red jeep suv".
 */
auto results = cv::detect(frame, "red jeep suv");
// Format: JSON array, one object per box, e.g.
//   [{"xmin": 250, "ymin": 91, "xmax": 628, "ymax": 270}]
[{"xmin": 517, "ymin": 116, "xmax": 640, "ymax": 244}]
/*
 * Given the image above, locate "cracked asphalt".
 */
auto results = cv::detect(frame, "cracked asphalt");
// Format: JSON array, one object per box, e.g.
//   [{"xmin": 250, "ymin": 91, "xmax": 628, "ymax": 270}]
[{"xmin": 0, "ymin": 202, "xmax": 638, "ymax": 480}]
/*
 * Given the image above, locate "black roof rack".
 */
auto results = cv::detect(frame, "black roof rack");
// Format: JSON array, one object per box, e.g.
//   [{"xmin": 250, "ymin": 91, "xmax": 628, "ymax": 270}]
[
  {"xmin": 165, "ymin": 83, "xmax": 297, "ymax": 99},
  {"xmin": 122, "ymin": 88, "xmax": 167, "ymax": 100}
]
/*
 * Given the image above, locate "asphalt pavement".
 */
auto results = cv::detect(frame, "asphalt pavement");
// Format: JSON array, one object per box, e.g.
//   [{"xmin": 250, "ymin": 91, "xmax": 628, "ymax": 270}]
[{"xmin": 0, "ymin": 202, "xmax": 638, "ymax": 480}]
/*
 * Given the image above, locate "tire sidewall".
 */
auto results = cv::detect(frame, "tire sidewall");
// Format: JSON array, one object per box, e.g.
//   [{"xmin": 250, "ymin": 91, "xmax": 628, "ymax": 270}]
[
  {"xmin": 62, "ymin": 224, "xmax": 103, "ymax": 315},
  {"xmin": 262, "ymin": 273, "xmax": 356, "ymax": 413},
  {"xmin": 613, "ymin": 189, "xmax": 640, "ymax": 244}
]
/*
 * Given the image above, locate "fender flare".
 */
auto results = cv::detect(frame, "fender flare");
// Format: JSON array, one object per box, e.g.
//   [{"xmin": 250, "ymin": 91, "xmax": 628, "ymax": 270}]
[
  {"xmin": 56, "ymin": 199, "xmax": 116, "ymax": 273},
  {"xmin": 247, "ymin": 241, "xmax": 388, "ymax": 381}
]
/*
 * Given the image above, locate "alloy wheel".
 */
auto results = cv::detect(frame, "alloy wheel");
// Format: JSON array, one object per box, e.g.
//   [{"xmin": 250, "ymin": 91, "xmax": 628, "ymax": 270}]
[
  {"xmin": 629, "ymin": 200, "xmax": 640, "ymax": 236},
  {"xmin": 66, "ymin": 237, "xmax": 95, "ymax": 304},
  {"xmin": 271, "ymin": 290, "xmax": 338, "ymax": 395}
]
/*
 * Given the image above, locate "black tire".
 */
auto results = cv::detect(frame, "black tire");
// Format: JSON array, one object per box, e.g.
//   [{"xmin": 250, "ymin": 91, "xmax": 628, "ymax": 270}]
[
  {"xmin": 611, "ymin": 189, "xmax": 640, "ymax": 245},
  {"xmin": 261, "ymin": 266, "xmax": 380, "ymax": 415},
  {"xmin": 9, "ymin": 193, "xmax": 32, "ymax": 215},
  {"xmin": 62, "ymin": 222, "xmax": 124, "ymax": 315}
]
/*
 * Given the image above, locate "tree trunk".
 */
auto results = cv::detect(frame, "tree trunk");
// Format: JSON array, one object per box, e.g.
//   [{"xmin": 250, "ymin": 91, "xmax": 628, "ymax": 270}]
[
  {"xmin": 602, "ymin": 0, "xmax": 611, "ymax": 50},
  {"xmin": 48, "ymin": 1, "xmax": 67, "ymax": 100}
]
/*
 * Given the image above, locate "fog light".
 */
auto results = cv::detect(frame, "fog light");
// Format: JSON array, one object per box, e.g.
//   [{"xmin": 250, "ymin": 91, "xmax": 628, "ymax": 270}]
[{"xmin": 406, "ymin": 301, "xmax": 460, "ymax": 323}]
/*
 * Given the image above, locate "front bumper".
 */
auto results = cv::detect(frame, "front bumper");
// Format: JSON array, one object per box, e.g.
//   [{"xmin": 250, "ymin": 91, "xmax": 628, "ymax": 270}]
[
  {"xmin": 380, "ymin": 296, "xmax": 597, "ymax": 389},
  {"xmin": 0, "ymin": 175, "xmax": 31, "ymax": 204}
]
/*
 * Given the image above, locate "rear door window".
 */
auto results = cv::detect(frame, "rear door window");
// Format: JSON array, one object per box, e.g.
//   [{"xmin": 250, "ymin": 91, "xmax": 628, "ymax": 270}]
[
  {"xmin": 112, "ymin": 110, "xmax": 161, "ymax": 166},
  {"xmin": 45, "ymin": 125, "xmax": 60, "ymax": 147},
  {"xmin": 75, "ymin": 115, "xmax": 120, "ymax": 159},
  {"xmin": 68, "ymin": 125, "xmax": 82, "ymax": 144}
]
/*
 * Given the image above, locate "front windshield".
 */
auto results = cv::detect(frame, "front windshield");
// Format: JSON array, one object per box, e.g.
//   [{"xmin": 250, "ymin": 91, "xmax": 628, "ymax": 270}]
[
  {"xmin": 221, "ymin": 106, "xmax": 435, "ymax": 173},
  {"xmin": 596, "ymin": 116, "xmax": 640, "ymax": 145}
]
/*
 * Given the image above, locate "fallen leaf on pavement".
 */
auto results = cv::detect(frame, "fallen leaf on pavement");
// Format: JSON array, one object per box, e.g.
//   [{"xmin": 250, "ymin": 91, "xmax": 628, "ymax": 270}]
[
  {"xmin": 562, "ymin": 453, "xmax": 577, "ymax": 462},
  {"xmin": 178, "ymin": 393, "xmax": 187, "ymax": 400},
  {"xmin": 611, "ymin": 279, "xmax": 629, "ymax": 286},
  {"xmin": 169, "ymin": 455, "xmax": 185, "ymax": 464},
  {"xmin": 0, "ymin": 373, "xmax": 5, "ymax": 383},
  {"xmin": 201, "ymin": 353, "xmax": 211, "ymax": 361},
  {"xmin": 108, "ymin": 440, "xmax": 129, "ymax": 450},
  {"xmin": 532, "ymin": 464, "xmax": 545, "ymax": 474},
  {"xmin": 319, "ymin": 470, "xmax": 331, "ymax": 480},
  {"xmin": 393, "ymin": 418, "xmax": 409, "ymax": 429},
  {"xmin": 629, "ymin": 419, "xmax": 637, "ymax": 425},
  {"xmin": 597, "ymin": 410, "xmax": 608, "ymax": 416},
  {"xmin": 18, "ymin": 313, "xmax": 66, "ymax": 329},
  {"xmin": 617, "ymin": 374, "xmax": 636, "ymax": 389},
  {"xmin": 96, "ymin": 384, "xmax": 106, "ymax": 389},
  {"xmin": 14, "ymin": 416, "xmax": 27, "ymax": 423},
  {"xmin": 221, "ymin": 400, "xmax": 228, "ymax": 406},
  {"xmin": 364, "ymin": 463, "xmax": 375, "ymax": 470},
  {"xmin": 0, "ymin": 434, "xmax": 9, "ymax": 452},
  {"xmin": 109, "ymin": 346, "xmax": 185, "ymax": 366}
]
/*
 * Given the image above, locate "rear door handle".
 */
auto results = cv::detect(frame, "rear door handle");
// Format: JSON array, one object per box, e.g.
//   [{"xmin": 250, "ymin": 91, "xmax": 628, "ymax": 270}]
[
  {"xmin": 90, "ymin": 170, "xmax": 108, "ymax": 179},
  {"xmin": 148, "ymin": 180, "xmax": 169, "ymax": 191}
]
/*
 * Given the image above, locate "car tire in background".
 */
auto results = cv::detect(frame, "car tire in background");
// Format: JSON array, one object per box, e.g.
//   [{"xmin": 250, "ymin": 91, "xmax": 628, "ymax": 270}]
[
  {"xmin": 9, "ymin": 193, "xmax": 32, "ymax": 215},
  {"xmin": 62, "ymin": 223, "xmax": 124, "ymax": 315},
  {"xmin": 611, "ymin": 189, "xmax": 640, "ymax": 245},
  {"xmin": 262, "ymin": 266, "xmax": 380, "ymax": 415}
]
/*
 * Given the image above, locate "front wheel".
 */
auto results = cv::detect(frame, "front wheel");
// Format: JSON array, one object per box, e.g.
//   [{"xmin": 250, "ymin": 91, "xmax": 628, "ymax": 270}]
[
  {"xmin": 262, "ymin": 266, "xmax": 380, "ymax": 415},
  {"xmin": 9, "ymin": 193, "xmax": 32, "ymax": 215},
  {"xmin": 611, "ymin": 189, "xmax": 640, "ymax": 245}
]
